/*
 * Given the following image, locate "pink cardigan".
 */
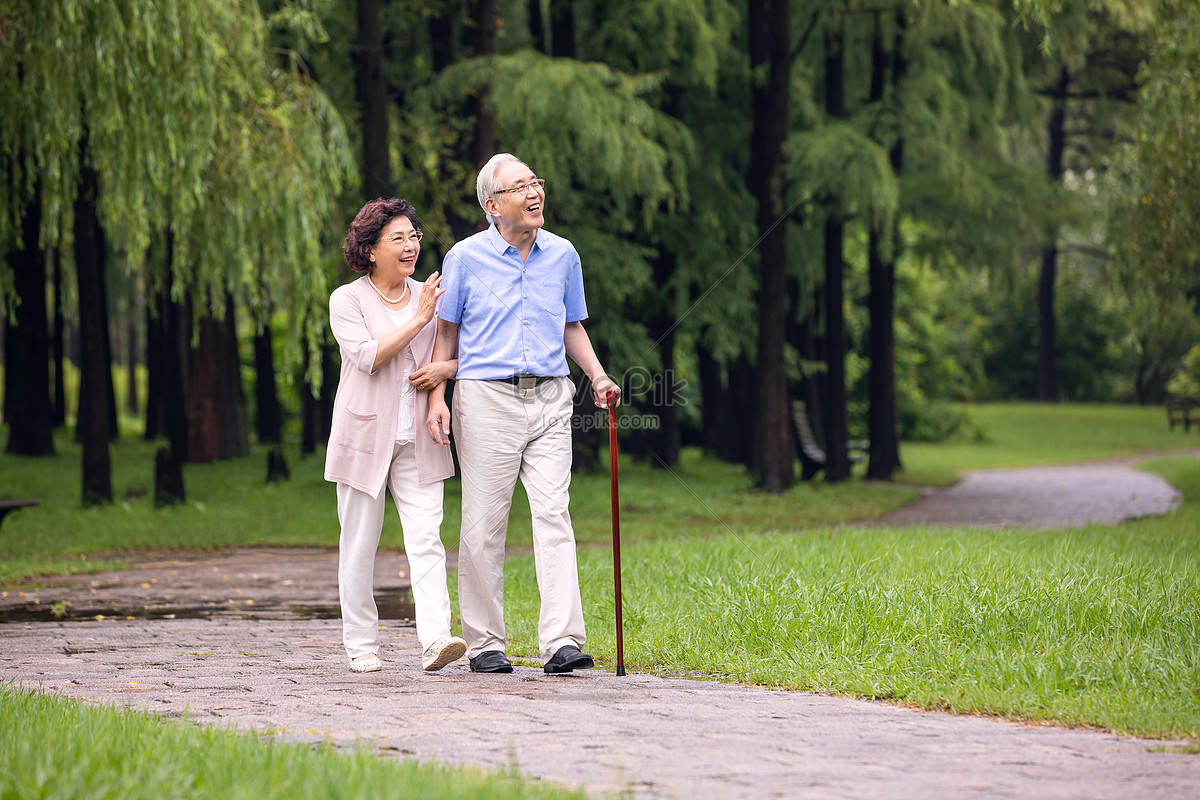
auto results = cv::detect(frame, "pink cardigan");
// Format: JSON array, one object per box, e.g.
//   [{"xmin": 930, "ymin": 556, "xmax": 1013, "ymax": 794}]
[{"xmin": 324, "ymin": 275, "xmax": 454, "ymax": 495}]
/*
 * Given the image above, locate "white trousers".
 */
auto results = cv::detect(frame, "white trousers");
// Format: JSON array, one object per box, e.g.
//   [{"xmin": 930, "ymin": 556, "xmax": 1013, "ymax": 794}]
[
  {"xmin": 453, "ymin": 377, "xmax": 586, "ymax": 659},
  {"xmin": 336, "ymin": 441, "xmax": 451, "ymax": 660}
]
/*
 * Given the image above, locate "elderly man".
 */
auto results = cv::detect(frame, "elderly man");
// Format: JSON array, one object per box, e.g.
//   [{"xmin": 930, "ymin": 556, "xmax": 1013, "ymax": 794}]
[{"xmin": 426, "ymin": 153, "xmax": 620, "ymax": 674}]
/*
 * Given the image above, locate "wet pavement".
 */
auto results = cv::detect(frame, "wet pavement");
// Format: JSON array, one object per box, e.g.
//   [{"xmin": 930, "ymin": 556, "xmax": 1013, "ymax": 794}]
[{"xmin": 2, "ymin": 457, "xmax": 1198, "ymax": 799}]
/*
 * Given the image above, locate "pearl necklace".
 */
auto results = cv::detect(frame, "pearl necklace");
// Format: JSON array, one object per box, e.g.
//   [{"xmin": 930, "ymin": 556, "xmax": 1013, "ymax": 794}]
[{"xmin": 367, "ymin": 275, "xmax": 409, "ymax": 304}]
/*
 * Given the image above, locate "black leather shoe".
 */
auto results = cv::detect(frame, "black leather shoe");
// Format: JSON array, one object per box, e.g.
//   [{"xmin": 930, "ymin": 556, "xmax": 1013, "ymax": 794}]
[
  {"xmin": 468, "ymin": 650, "xmax": 513, "ymax": 673},
  {"xmin": 543, "ymin": 644, "xmax": 595, "ymax": 674}
]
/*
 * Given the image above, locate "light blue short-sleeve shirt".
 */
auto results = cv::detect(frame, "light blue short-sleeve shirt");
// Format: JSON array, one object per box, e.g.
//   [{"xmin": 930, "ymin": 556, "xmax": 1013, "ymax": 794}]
[{"xmin": 438, "ymin": 224, "xmax": 588, "ymax": 380}]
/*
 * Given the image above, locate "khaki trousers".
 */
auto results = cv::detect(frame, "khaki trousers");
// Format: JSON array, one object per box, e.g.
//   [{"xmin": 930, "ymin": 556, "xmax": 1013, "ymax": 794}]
[
  {"xmin": 336, "ymin": 441, "xmax": 451, "ymax": 660},
  {"xmin": 452, "ymin": 377, "xmax": 586, "ymax": 659}
]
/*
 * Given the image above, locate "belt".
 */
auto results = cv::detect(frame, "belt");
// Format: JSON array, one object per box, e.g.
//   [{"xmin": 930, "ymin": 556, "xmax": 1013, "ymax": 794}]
[{"xmin": 494, "ymin": 374, "xmax": 555, "ymax": 389}]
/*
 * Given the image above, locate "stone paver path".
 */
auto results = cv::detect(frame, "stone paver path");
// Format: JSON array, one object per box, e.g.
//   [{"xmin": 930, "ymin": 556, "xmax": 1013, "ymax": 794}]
[
  {"xmin": 5, "ymin": 617, "xmax": 1198, "ymax": 800},
  {"xmin": 3, "ymin": 456, "xmax": 1198, "ymax": 799}
]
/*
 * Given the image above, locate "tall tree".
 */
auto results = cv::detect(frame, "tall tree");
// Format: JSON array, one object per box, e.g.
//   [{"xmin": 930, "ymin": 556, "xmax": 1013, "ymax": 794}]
[
  {"xmin": 51, "ymin": 250, "xmax": 66, "ymax": 428},
  {"xmin": 3, "ymin": 179, "xmax": 54, "ymax": 456},
  {"xmin": 355, "ymin": 0, "xmax": 392, "ymax": 199},
  {"xmin": 73, "ymin": 135, "xmax": 112, "ymax": 506},
  {"xmin": 1018, "ymin": 4, "xmax": 1149, "ymax": 402},
  {"xmin": 253, "ymin": 314, "xmax": 284, "ymax": 444},
  {"xmin": 865, "ymin": 7, "xmax": 905, "ymax": 479},
  {"xmin": 820, "ymin": 12, "xmax": 851, "ymax": 483},
  {"xmin": 749, "ymin": 0, "xmax": 794, "ymax": 491}
]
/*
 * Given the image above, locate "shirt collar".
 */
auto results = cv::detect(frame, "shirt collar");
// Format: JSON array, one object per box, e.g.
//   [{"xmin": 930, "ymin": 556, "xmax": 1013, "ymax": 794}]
[{"xmin": 485, "ymin": 223, "xmax": 541, "ymax": 255}]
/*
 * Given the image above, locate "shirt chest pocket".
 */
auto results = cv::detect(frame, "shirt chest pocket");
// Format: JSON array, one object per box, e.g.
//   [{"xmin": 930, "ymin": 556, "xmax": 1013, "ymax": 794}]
[{"xmin": 539, "ymin": 279, "xmax": 566, "ymax": 319}]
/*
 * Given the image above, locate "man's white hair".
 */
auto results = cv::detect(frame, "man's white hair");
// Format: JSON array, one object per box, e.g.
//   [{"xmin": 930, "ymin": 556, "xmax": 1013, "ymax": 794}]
[{"xmin": 476, "ymin": 153, "xmax": 529, "ymax": 223}]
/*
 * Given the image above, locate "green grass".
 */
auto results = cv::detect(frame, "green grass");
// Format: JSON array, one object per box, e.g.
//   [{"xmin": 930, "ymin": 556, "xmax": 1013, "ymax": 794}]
[
  {"xmin": 499, "ymin": 451, "xmax": 1200, "ymax": 740},
  {"xmin": 0, "ymin": 683, "xmax": 586, "ymax": 800}
]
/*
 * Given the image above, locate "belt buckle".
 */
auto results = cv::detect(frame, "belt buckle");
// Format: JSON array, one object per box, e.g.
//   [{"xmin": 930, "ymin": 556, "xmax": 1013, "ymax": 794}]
[{"xmin": 517, "ymin": 375, "xmax": 537, "ymax": 390}]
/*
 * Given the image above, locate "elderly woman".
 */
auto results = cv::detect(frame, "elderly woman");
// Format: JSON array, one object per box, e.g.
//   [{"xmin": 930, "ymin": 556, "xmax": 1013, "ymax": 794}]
[{"xmin": 325, "ymin": 197, "xmax": 466, "ymax": 673}]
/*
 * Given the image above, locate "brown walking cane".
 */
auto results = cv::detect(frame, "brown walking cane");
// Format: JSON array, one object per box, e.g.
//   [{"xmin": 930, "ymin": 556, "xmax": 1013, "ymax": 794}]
[{"xmin": 608, "ymin": 393, "xmax": 626, "ymax": 676}]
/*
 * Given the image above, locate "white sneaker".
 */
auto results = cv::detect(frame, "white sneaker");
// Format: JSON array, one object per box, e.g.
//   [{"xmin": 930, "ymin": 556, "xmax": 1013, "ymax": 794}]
[{"xmin": 422, "ymin": 636, "xmax": 467, "ymax": 671}]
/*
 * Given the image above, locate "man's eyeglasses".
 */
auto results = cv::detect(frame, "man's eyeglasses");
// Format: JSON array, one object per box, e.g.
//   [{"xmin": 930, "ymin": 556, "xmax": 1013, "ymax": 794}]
[
  {"xmin": 493, "ymin": 178, "xmax": 546, "ymax": 196},
  {"xmin": 382, "ymin": 230, "xmax": 423, "ymax": 245}
]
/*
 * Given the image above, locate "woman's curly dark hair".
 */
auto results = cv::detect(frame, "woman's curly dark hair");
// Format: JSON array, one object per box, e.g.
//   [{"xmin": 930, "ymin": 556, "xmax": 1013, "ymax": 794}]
[{"xmin": 342, "ymin": 197, "xmax": 420, "ymax": 273}]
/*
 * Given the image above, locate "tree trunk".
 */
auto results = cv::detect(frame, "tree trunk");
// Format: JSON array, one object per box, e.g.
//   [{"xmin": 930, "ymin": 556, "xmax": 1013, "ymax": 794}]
[
  {"xmin": 125, "ymin": 286, "xmax": 139, "ymax": 415},
  {"xmin": 186, "ymin": 293, "xmax": 248, "ymax": 462},
  {"xmin": 721, "ymin": 355, "xmax": 756, "ymax": 467},
  {"xmin": 154, "ymin": 445, "xmax": 185, "ymax": 507},
  {"xmin": 696, "ymin": 342, "xmax": 723, "ymax": 457},
  {"xmin": 430, "ymin": 4, "xmax": 456, "ymax": 73},
  {"xmin": 144, "ymin": 230, "xmax": 189, "ymax": 488},
  {"xmin": 96, "ymin": 241, "xmax": 119, "ymax": 441},
  {"xmin": 469, "ymin": 0, "xmax": 496, "ymax": 169},
  {"xmin": 4, "ymin": 182, "xmax": 55, "ymax": 456},
  {"xmin": 651, "ymin": 326, "xmax": 682, "ymax": 468},
  {"xmin": 866, "ymin": 10, "xmax": 903, "ymax": 479},
  {"xmin": 866, "ymin": 225, "xmax": 900, "ymax": 478},
  {"xmin": 319, "ymin": 342, "xmax": 337, "ymax": 444},
  {"xmin": 748, "ymin": 0, "xmax": 793, "ymax": 492},
  {"xmin": 549, "ymin": 0, "xmax": 576, "ymax": 58},
  {"xmin": 1038, "ymin": 67, "xmax": 1069, "ymax": 403},
  {"xmin": 301, "ymin": 333, "xmax": 317, "ymax": 455},
  {"xmin": 51, "ymin": 249, "xmax": 66, "ymax": 428},
  {"xmin": 823, "ymin": 215, "xmax": 850, "ymax": 482},
  {"xmin": 74, "ymin": 136, "xmax": 112, "ymax": 506},
  {"xmin": 355, "ymin": 0, "xmax": 391, "ymax": 201},
  {"xmin": 529, "ymin": 0, "xmax": 548, "ymax": 53},
  {"xmin": 165, "ymin": 283, "xmax": 189, "ymax": 464},
  {"xmin": 254, "ymin": 321, "xmax": 282, "ymax": 444},
  {"xmin": 144, "ymin": 283, "xmax": 164, "ymax": 440},
  {"xmin": 820, "ymin": 17, "xmax": 850, "ymax": 483}
]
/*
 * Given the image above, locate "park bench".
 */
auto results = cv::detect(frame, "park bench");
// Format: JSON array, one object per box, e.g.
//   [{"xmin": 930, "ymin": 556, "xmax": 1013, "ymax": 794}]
[
  {"xmin": 790, "ymin": 401, "xmax": 867, "ymax": 480},
  {"xmin": 0, "ymin": 498, "xmax": 39, "ymax": 534},
  {"xmin": 1165, "ymin": 396, "xmax": 1199, "ymax": 432}
]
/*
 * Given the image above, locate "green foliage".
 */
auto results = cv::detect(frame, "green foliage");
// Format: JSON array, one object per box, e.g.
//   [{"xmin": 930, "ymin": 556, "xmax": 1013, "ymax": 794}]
[
  {"xmin": 427, "ymin": 52, "xmax": 691, "ymax": 219},
  {"xmin": 975, "ymin": 262, "xmax": 1132, "ymax": 401},
  {"xmin": 786, "ymin": 121, "xmax": 898, "ymax": 219},
  {"xmin": 1109, "ymin": 1, "xmax": 1200, "ymax": 304},
  {"xmin": 1166, "ymin": 345, "xmax": 1200, "ymax": 402},
  {"xmin": 0, "ymin": 684, "xmax": 587, "ymax": 799},
  {"xmin": 0, "ymin": 0, "xmax": 352, "ymax": 381}
]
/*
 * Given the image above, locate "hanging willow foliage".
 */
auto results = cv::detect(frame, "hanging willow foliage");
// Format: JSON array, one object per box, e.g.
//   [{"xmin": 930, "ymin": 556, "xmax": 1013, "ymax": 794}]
[{"xmin": 0, "ymin": 0, "xmax": 353, "ymax": 382}]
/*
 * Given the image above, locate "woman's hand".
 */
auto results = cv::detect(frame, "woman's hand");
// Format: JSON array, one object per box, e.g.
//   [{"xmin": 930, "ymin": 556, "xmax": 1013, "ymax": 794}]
[
  {"xmin": 416, "ymin": 271, "xmax": 445, "ymax": 324},
  {"xmin": 410, "ymin": 359, "xmax": 457, "ymax": 392}
]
